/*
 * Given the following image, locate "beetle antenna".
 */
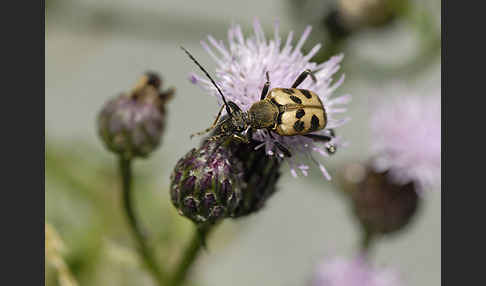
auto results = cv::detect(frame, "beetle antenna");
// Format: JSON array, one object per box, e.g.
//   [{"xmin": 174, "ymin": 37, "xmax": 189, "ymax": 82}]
[{"xmin": 180, "ymin": 46, "xmax": 232, "ymax": 117}]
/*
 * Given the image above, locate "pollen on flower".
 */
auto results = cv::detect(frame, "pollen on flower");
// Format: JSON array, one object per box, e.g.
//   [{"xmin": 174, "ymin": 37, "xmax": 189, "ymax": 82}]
[{"xmin": 189, "ymin": 19, "xmax": 351, "ymax": 179}]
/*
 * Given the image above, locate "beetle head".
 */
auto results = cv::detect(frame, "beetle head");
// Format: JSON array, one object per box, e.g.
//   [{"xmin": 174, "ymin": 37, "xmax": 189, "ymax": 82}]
[{"xmin": 226, "ymin": 101, "xmax": 249, "ymax": 133}]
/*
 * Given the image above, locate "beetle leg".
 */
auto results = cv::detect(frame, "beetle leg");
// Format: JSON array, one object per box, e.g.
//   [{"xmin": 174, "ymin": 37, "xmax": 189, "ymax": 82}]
[
  {"xmin": 274, "ymin": 141, "xmax": 292, "ymax": 157},
  {"xmin": 207, "ymin": 133, "xmax": 226, "ymax": 143},
  {"xmin": 326, "ymin": 144, "xmax": 337, "ymax": 154},
  {"xmin": 303, "ymin": 134, "xmax": 337, "ymax": 155},
  {"xmin": 260, "ymin": 71, "xmax": 271, "ymax": 100},
  {"xmin": 247, "ymin": 127, "xmax": 254, "ymax": 141},
  {"xmin": 240, "ymin": 127, "xmax": 254, "ymax": 142},
  {"xmin": 303, "ymin": 134, "xmax": 332, "ymax": 142},
  {"xmin": 327, "ymin": 129, "xmax": 336, "ymax": 138},
  {"xmin": 267, "ymin": 129, "xmax": 292, "ymax": 157},
  {"xmin": 231, "ymin": 133, "xmax": 249, "ymax": 144},
  {"xmin": 190, "ymin": 105, "xmax": 225, "ymax": 138},
  {"xmin": 292, "ymin": 69, "xmax": 317, "ymax": 88}
]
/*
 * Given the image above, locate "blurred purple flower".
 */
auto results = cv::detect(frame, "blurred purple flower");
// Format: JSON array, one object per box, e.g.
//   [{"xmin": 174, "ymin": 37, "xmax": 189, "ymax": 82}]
[
  {"xmin": 190, "ymin": 19, "xmax": 351, "ymax": 180},
  {"xmin": 370, "ymin": 94, "xmax": 441, "ymax": 191},
  {"xmin": 313, "ymin": 256, "xmax": 403, "ymax": 286}
]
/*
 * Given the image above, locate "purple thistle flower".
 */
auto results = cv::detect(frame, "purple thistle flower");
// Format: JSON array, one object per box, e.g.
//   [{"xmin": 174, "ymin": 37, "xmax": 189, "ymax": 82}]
[
  {"xmin": 313, "ymin": 256, "xmax": 403, "ymax": 286},
  {"xmin": 190, "ymin": 19, "xmax": 351, "ymax": 180},
  {"xmin": 370, "ymin": 94, "xmax": 441, "ymax": 191}
]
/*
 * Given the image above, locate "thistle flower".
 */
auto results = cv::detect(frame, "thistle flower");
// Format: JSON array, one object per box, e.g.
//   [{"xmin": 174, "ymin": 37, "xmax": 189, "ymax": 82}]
[
  {"xmin": 338, "ymin": 93, "xmax": 438, "ymax": 238},
  {"xmin": 370, "ymin": 95, "xmax": 441, "ymax": 191},
  {"xmin": 98, "ymin": 72, "xmax": 174, "ymax": 159},
  {"xmin": 313, "ymin": 256, "xmax": 403, "ymax": 286},
  {"xmin": 190, "ymin": 19, "xmax": 350, "ymax": 179},
  {"xmin": 170, "ymin": 140, "xmax": 245, "ymax": 225}
]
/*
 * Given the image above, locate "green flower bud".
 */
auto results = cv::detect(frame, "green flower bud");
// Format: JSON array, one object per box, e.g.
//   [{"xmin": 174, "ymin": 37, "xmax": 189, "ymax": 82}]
[
  {"xmin": 97, "ymin": 72, "xmax": 173, "ymax": 159},
  {"xmin": 170, "ymin": 140, "xmax": 244, "ymax": 225}
]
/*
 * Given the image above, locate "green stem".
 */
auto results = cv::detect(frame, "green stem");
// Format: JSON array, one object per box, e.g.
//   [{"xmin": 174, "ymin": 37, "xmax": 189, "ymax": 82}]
[
  {"xmin": 119, "ymin": 157, "xmax": 166, "ymax": 285},
  {"xmin": 360, "ymin": 229, "xmax": 375, "ymax": 256},
  {"xmin": 168, "ymin": 225, "xmax": 214, "ymax": 286}
]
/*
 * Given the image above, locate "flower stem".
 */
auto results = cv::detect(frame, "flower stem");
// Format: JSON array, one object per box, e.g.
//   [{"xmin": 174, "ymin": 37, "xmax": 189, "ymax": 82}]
[
  {"xmin": 119, "ymin": 157, "xmax": 166, "ymax": 285},
  {"xmin": 169, "ymin": 225, "xmax": 214, "ymax": 286},
  {"xmin": 360, "ymin": 228, "xmax": 375, "ymax": 256}
]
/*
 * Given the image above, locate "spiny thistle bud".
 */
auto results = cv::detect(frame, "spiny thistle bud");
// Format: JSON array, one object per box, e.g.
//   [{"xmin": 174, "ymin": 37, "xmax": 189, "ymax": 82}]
[
  {"xmin": 227, "ymin": 139, "xmax": 281, "ymax": 218},
  {"xmin": 342, "ymin": 163, "xmax": 419, "ymax": 236},
  {"xmin": 199, "ymin": 117, "xmax": 283, "ymax": 218},
  {"xmin": 170, "ymin": 140, "xmax": 245, "ymax": 225},
  {"xmin": 97, "ymin": 72, "xmax": 174, "ymax": 159}
]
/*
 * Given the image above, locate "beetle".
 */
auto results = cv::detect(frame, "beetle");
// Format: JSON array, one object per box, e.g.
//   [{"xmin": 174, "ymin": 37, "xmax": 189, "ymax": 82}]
[{"xmin": 181, "ymin": 47, "xmax": 336, "ymax": 157}]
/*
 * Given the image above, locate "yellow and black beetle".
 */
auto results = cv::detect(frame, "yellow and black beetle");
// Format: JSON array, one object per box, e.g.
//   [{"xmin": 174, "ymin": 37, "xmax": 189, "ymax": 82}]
[{"xmin": 181, "ymin": 47, "xmax": 336, "ymax": 157}]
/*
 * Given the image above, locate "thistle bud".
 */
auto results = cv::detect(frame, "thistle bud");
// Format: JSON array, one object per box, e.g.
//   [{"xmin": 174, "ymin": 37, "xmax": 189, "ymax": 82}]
[
  {"xmin": 170, "ymin": 140, "xmax": 244, "ymax": 225},
  {"xmin": 199, "ymin": 117, "xmax": 283, "ymax": 218},
  {"xmin": 324, "ymin": 0, "xmax": 406, "ymax": 41},
  {"xmin": 337, "ymin": 0, "xmax": 398, "ymax": 29},
  {"xmin": 97, "ymin": 72, "xmax": 174, "ymax": 159},
  {"xmin": 342, "ymin": 163, "xmax": 419, "ymax": 236},
  {"xmin": 228, "ymin": 139, "xmax": 281, "ymax": 218}
]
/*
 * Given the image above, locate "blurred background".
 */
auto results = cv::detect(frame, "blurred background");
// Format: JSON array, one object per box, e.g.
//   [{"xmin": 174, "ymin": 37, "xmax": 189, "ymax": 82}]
[{"xmin": 45, "ymin": 0, "xmax": 441, "ymax": 285}]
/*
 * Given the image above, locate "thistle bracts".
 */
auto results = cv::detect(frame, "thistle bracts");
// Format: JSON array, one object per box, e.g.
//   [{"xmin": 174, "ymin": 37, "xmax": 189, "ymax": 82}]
[
  {"xmin": 170, "ymin": 130, "xmax": 283, "ymax": 224},
  {"xmin": 347, "ymin": 164, "xmax": 419, "ymax": 236},
  {"xmin": 228, "ymin": 139, "xmax": 281, "ymax": 218},
  {"xmin": 170, "ymin": 140, "xmax": 245, "ymax": 225},
  {"xmin": 98, "ymin": 72, "xmax": 174, "ymax": 159}
]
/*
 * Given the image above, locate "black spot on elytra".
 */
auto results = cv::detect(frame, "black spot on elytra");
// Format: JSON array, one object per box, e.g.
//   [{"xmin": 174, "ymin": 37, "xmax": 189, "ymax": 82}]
[
  {"xmin": 282, "ymin": 88, "xmax": 294, "ymax": 95},
  {"xmin": 300, "ymin": 89, "xmax": 312, "ymax": 99},
  {"xmin": 277, "ymin": 112, "xmax": 283, "ymax": 124},
  {"xmin": 293, "ymin": 120, "xmax": 305, "ymax": 132},
  {"xmin": 290, "ymin": 95, "xmax": 302, "ymax": 104},
  {"xmin": 310, "ymin": 115, "xmax": 320, "ymax": 131},
  {"xmin": 296, "ymin": 109, "xmax": 305, "ymax": 119}
]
